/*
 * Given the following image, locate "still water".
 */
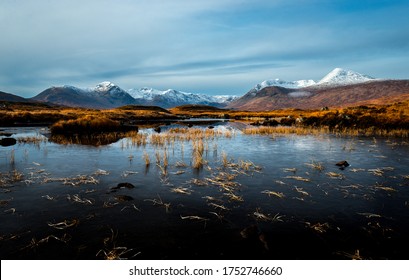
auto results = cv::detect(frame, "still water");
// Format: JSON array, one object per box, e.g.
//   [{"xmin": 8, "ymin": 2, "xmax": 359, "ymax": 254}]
[{"xmin": 1, "ymin": 124, "xmax": 409, "ymax": 259}]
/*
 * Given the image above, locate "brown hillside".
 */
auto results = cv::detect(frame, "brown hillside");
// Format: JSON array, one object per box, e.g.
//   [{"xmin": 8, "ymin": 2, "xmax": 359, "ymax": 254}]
[{"xmin": 228, "ymin": 80, "xmax": 409, "ymax": 111}]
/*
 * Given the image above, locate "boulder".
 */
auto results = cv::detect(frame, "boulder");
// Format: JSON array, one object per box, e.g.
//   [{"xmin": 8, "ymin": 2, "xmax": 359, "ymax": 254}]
[
  {"xmin": 0, "ymin": 137, "xmax": 17, "ymax": 147},
  {"xmin": 117, "ymin": 182, "xmax": 135, "ymax": 189},
  {"xmin": 335, "ymin": 160, "xmax": 350, "ymax": 168}
]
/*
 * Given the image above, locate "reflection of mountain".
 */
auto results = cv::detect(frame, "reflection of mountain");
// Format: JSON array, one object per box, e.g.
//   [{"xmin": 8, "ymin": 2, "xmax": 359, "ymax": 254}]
[{"xmin": 228, "ymin": 68, "xmax": 409, "ymax": 111}]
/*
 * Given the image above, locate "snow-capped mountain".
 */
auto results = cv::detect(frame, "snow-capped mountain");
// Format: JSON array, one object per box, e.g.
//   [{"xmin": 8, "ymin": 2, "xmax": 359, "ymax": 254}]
[
  {"xmin": 31, "ymin": 82, "xmax": 237, "ymax": 109},
  {"xmin": 128, "ymin": 87, "xmax": 237, "ymax": 108},
  {"xmin": 228, "ymin": 68, "xmax": 409, "ymax": 111},
  {"xmin": 252, "ymin": 68, "xmax": 376, "ymax": 92},
  {"xmin": 31, "ymin": 82, "xmax": 135, "ymax": 109},
  {"xmin": 317, "ymin": 68, "xmax": 375, "ymax": 86}
]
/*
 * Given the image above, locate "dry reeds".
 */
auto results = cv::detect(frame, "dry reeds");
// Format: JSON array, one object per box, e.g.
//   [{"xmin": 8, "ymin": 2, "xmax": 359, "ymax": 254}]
[
  {"xmin": 192, "ymin": 139, "xmax": 205, "ymax": 169},
  {"xmin": 144, "ymin": 195, "xmax": 171, "ymax": 213},
  {"xmin": 47, "ymin": 219, "xmax": 79, "ymax": 230},
  {"xmin": 96, "ymin": 228, "xmax": 140, "ymax": 260},
  {"xmin": 305, "ymin": 161, "xmax": 325, "ymax": 171},
  {"xmin": 51, "ymin": 115, "xmax": 122, "ymax": 135},
  {"xmin": 261, "ymin": 190, "xmax": 285, "ymax": 199},
  {"xmin": 143, "ymin": 151, "xmax": 150, "ymax": 167}
]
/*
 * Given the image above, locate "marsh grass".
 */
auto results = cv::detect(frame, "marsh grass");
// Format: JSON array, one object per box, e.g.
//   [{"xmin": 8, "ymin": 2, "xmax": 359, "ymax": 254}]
[
  {"xmin": 242, "ymin": 125, "xmax": 409, "ymax": 138},
  {"xmin": 144, "ymin": 195, "xmax": 171, "ymax": 213},
  {"xmin": 143, "ymin": 151, "xmax": 150, "ymax": 167},
  {"xmin": 96, "ymin": 228, "xmax": 140, "ymax": 260},
  {"xmin": 305, "ymin": 161, "xmax": 325, "ymax": 171},
  {"xmin": 51, "ymin": 115, "xmax": 123, "ymax": 135},
  {"xmin": 326, "ymin": 172, "xmax": 345, "ymax": 180},
  {"xmin": 192, "ymin": 139, "xmax": 205, "ymax": 169},
  {"xmin": 17, "ymin": 136, "xmax": 47, "ymax": 147},
  {"xmin": 0, "ymin": 170, "xmax": 24, "ymax": 187}
]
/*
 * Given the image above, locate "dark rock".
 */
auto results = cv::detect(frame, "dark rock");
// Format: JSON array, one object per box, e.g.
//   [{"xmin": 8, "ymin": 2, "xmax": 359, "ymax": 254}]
[
  {"xmin": 114, "ymin": 195, "xmax": 134, "ymax": 202},
  {"xmin": 335, "ymin": 161, "xmax": 350, "ymax": 167},
  {"xmin": 0, "ymin": 137, "xmax": 17, "ymax": 147},
  {"xmin": 154, "ymin": 126, "xmax": 161, "ymax": 133},
  {"xmin": 208, "ymin": 125, "xmax": 214, "ymax": 129},
  {"xmin": 109, "ymin": 182, "xmax": 135, "ymax": 192},
  {"xmin": 117, "ymin": 182, "xmax": 135, "ymax": 189},
  {"xmin": 187, "ymin": 123, "xmax": 193, "ymax": 128}
]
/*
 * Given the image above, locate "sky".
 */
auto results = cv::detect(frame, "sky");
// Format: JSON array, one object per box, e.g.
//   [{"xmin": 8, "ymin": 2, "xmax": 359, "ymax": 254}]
[{"xmin": 1, "ymin": 0, "xmax": 408, "ymax": 98}]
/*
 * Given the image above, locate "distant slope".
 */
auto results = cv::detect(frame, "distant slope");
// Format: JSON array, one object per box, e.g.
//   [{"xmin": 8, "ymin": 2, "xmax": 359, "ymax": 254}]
[
  {"xmin": 0, "ymin": 91, "xmax": 27, "ymax": 102},
  {"xmin": 228, "ymin": 80, "xmax": 409, "ymax": 111},
  {"xmin": 308, "ymin": 80, "xmax": 409, "ymax": 108},
  {"xmin": 30, "ymin": 82, "xmax": 237, "ymax": 109},
  {"xmin": 128, "ymin": 87, "xmax": 237, "ymax": 108}
]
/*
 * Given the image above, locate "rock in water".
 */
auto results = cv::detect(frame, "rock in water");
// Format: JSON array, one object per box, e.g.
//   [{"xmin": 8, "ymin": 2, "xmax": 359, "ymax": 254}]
[
  {"xmin": 336, "ymin": 161, "xmax": 350, "ymax": 167},
  {"xmin": 0, "ymin": 137, "xmax": 17, "ymax": 147},
  {"xmin": 117, "ymin": 182, "xmax": 135, "ymax": 189}
]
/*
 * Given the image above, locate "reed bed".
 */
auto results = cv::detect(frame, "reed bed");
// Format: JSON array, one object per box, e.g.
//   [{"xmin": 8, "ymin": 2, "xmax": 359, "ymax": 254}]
[
  {"xmin": 192, "ymin": 139, "xmax": 205, "ymax": 169},
  {"xmin": 242, "ymin": 125, "xmax": 409, "ymax": 138}
]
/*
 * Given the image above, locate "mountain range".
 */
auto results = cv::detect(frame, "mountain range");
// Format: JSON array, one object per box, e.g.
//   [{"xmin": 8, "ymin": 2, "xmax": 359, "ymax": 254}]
[
  {"xmin": 228, "ymin": 68, "xmax": 409, "ymax": 110},
  {"xmin": 1, "ymin": 68, "xmax": 408, "ymax": 110},
  {"xmin": 28, "ymin": 82, "xmax": 237, "ymax": 109}
]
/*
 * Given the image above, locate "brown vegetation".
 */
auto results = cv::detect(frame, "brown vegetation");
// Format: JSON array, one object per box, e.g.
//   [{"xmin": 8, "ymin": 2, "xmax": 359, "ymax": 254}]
[{"xmin": 2, "ymin": 96, "xmax": 409, "ymax": 137}]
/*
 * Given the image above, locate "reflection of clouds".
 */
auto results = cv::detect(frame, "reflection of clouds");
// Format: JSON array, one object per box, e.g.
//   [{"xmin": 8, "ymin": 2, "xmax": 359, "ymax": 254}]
[{"xmin": 291, "ymin": 137, "xmax": 316, "ymax": 151}]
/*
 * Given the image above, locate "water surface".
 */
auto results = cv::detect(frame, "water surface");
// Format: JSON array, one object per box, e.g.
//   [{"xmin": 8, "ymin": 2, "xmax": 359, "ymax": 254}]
[{"xmin": 1, "ymin": 125, "xmax": 408, "ymax": 259}]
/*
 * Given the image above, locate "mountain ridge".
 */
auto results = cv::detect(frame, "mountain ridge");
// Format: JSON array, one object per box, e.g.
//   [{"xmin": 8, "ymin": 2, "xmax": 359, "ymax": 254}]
[
  {"xmin": 252, "ymin": 68, "xmax": 377, "ymax": 92},
  {"xmin": 30, "ymin": 82, "xmax": 238, "ymax": 109},
  {"xmin": 3, "ymin": 68, "xmax": 409, "ymax": 110},
  {"xmin": 228, "ymin": 79, "xmax": 409, "ymax": 111}
]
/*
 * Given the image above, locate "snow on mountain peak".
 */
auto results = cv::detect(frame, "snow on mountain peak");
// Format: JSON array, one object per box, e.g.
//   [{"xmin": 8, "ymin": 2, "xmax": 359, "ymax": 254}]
[
  {"xmin": 254, "ymin": 78, "xmax": 317, "ymax": 91},
  {"xmin": 253, "ymin": 68, "xmax": 376, "ymax": 92},
  {"xmin": 94, "ymin": 81, "xmax": 116, "ymax": 92},
  {"xmin": 317, "ymin": 68, "xmax": 375, "ymax": 86},
  {"xmin": 127, "ymin": 87, "xmax": 238, "ymax": 106}
]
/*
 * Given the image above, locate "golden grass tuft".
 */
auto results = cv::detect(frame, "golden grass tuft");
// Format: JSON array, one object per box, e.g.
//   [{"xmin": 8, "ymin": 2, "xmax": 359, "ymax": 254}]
[{"xmin": 50, "ymin": 115, "xmax": 122, "ymax": 135}]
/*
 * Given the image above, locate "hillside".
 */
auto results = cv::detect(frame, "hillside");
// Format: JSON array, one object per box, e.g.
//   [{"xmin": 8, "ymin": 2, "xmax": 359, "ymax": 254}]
[
  {"xmin": 0, "ymin": 91, "xmax": 27, "ymax": 103},
  {"xmin": 228, "ymin": 80, "xmax": 409, "ymax": 111},
  {"xmin": 30, "ymin": 83, "xmax": 135, "ymax": 109}
]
